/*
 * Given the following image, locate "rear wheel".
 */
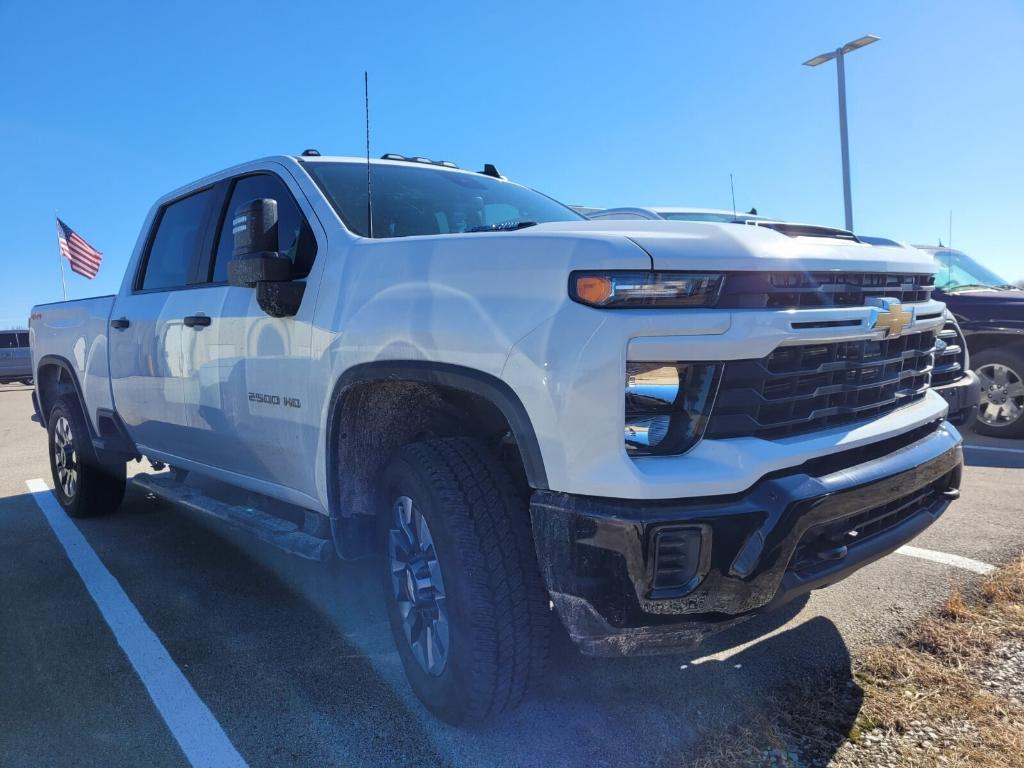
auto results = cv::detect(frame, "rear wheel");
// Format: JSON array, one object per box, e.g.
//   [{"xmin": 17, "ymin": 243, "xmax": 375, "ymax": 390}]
[
  {"xmin": 380, "ymin": 437, "xmax": 551, "ymax": 724},
  {"xmin": 47, "ymin": 395, "xmax": 126, "ymax": 517},
  {"xmin": 973, "ymin": 348, "xmax": 1024, "ymax": 438}
]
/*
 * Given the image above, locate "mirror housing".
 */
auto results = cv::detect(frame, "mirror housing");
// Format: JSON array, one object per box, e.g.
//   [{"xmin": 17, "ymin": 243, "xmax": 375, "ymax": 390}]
[{"xmin": 226, "ymin": 198, "xmax": 305, "ymax": 318}]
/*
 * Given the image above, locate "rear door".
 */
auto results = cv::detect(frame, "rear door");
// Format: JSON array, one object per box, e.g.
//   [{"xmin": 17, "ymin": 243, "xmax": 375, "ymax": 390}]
[
  {"xmin": 109, "ymin": 187, "xmax": 219, "ymax": 458},
  {"xmin": 175, "ymin": 170, "xmax": 323, "ymax": 495}
]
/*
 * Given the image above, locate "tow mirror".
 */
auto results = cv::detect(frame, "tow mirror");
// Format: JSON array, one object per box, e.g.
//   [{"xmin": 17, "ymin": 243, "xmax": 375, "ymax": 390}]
[{"xmin": 226, "ymin": 198, "xmax": 305, "ymax": 318}]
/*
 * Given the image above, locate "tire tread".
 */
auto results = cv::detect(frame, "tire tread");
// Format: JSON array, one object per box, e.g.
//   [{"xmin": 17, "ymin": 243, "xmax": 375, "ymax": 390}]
[{"xmin": 392, "ymin": 437, "xmax": 550, "ymax": 722}]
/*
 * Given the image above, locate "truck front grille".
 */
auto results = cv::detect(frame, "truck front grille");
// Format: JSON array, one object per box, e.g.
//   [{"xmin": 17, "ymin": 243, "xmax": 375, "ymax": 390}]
[
  {"xmin": 931, "ymin": 318, "xmax": 967, "ymax": 387},
  {"xmin": 717, "ymin": 272, "xmax": 935, "ymax": 309},
  {"xmin": 706, "ymin": 330, "xmax": 937, "ymax": 440}
]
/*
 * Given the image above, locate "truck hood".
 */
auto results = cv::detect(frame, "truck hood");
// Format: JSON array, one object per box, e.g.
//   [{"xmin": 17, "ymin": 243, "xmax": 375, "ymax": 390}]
[
  {"xmin": 532, "ymin": 220, "xmax": 935, "ymax": 274},
  {"xmin": 938, "ymin": 288, "xmax": 1024, "ymax": 326}
]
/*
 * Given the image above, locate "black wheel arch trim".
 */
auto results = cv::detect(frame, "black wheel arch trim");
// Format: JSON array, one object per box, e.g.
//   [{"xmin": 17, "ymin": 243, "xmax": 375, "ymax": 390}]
[
  {"xmin": 35, "ymin": 355, "xmax": 138, "ymax": 456},
  {"xmin": 35, "ymin": 355, "xmax": 89, "ymax": 432},
  {"xmin": 325, "ymin": 360, "xmax": 549, "ymax": 512}
]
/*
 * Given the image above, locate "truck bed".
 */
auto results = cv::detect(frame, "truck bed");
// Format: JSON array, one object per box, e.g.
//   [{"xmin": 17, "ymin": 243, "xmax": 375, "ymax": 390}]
[{"xmin": 30, "ymin": 295, "xmax": 116, "ymax": 431}]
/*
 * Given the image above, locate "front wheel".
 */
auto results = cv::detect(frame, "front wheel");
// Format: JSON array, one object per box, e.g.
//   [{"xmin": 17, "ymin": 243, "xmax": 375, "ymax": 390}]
[
  {"xmin": 972, "ymin": 348, "xmax": 1024, "ymax": 438},
  {"xmin": 381, "ymin": 437, "xmax": 551, "ymax": 724},
  {"xmin": 47, "ymin": 395, "xmax": 126, "ymax": 517}
]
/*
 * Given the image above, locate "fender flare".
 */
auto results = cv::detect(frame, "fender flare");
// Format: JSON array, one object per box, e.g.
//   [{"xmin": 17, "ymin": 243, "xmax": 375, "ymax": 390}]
[
  {"xmin": 35, "ymin": 355, "xmax": 90, "ymax": 433},
  {"xmin": 325, "ymin": 360, "xmax": 549, "ymax": 502},
  {"xmin": 35, "ymin": 354, "xmax": 136, "ymax": 456}
]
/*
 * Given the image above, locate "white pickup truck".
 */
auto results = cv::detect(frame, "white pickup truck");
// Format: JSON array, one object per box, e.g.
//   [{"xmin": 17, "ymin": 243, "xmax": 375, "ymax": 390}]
[{"xmin": 30, "ymin": 153, "xmax": 964, "ymax": 723}]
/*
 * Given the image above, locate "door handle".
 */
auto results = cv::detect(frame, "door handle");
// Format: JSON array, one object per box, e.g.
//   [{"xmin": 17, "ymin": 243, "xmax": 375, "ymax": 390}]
[
  {"xmin": 183, "ymin": 314, "xmax": 212, "ymax": 328},
  {"xmin": 110, "ymin": 317, "xmax": 130, "ymax": 330}
]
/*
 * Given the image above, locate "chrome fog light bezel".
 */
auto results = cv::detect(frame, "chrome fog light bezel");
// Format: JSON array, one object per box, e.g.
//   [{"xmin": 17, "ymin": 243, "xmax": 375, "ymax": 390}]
[{"xmin": 625, "ymin": 361, "xmax": 722, "ymax": 457}]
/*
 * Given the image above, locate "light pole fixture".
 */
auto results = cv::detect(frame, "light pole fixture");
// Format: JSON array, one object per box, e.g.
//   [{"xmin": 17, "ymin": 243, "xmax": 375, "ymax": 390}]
[{"xmin": 804, "ymin": 34, "xmax": 879, "ymax": 232}]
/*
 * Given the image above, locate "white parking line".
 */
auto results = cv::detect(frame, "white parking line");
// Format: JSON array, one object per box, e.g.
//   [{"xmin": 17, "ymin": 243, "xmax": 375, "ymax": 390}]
[
  {"xmin": 896, "ymin": 544, "xmax": 995, "ymax": 575},
  {"xmin": 964, "ymin": 443, "xmax": 1024, "ymax": 456},
  {"xmin": 25, "ymin": 479, "xmax": 248, "ymax": 768}
]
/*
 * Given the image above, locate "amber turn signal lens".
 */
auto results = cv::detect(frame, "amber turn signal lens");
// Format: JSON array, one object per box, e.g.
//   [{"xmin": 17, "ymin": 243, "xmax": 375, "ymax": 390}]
[
  {"xmin": 574, "ymin": 275, "xmax": 614, "ymax": 305},
  {"xmin": 569, "ymin": 271, "xmax": 724, "ymax": 308}
]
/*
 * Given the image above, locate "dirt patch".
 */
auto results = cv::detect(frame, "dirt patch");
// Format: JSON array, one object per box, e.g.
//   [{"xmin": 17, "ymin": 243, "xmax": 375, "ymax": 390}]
[{"xmin": 689, "ymin": 556, "xmax": 1024, "ymax": 767}]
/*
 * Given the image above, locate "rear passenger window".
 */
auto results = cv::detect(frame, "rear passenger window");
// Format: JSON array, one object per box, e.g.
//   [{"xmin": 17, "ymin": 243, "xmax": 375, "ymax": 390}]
[
  {"xmin": 16, "ymin": 332, "xmax": 28, "ymax": 348},
  {"xmin": 0, "ymin": 333, "xmax": 15, "ymax": 348},
  {"xmin": 210, "ymin": 174, "xmax": 316, "ymax": 283},
  {"xmin": 139, "ymin": 188, "xmax": 214, "ymax": 291}
]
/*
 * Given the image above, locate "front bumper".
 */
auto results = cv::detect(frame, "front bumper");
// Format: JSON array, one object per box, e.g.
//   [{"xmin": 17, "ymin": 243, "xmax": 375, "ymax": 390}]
[
  {"xmin": 934, "ymin": 370, "xmax": 979, "ymax": 427},
  {"xmin": 531, "ymin": 421, "xmax": 963, "ymax": 656}
]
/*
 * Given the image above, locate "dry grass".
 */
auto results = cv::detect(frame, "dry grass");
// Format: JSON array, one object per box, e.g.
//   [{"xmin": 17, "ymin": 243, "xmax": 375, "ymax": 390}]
[
  {"xmin": 685, "ymin": 555, "xmax": 1024, "ymax": 767},
  {"xmin": 689, "ymin": 713, "xmax": 791, "ymax": 768},
  {"xmin": 837, "ymin": 556, "xmax": 1024, "ymax": 767}
]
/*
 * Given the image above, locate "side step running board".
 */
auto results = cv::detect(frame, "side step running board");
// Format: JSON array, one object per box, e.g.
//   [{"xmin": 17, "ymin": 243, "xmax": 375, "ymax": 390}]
[{"xmin": 132, "ymin": 473, "xmax": 333, "ymax": 562}]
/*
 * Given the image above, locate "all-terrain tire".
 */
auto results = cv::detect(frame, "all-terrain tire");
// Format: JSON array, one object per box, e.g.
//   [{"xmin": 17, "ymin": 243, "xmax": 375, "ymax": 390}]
[
  {"xmin": 47, "ymin": 394, "xmax": 126, "ymax": 517},
  {"xmin": 380, "ymin": 437, "xmax": 551, "ymax": 724}
]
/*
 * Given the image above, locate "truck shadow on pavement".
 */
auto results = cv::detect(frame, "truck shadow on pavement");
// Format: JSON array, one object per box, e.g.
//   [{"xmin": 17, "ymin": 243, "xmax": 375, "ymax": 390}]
[{"xmin": 6, "ymin": 485, "xmax": 863, "ymax": 768}]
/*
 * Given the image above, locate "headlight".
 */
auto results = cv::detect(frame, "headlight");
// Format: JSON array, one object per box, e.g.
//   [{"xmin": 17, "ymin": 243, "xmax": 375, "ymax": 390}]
[
  {"xmin": 571, "ymin": 271, "xmax": 724, "ymax": 308},
  {"xmin": 625, "ymin": 362, "xmax": 721, "ymax": 456}
]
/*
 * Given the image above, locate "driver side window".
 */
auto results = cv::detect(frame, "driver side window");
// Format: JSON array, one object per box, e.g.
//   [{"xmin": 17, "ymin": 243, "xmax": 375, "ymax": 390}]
[{"xmin": 210, "ymin": 173, "xmax": 316, "ymax": 283}]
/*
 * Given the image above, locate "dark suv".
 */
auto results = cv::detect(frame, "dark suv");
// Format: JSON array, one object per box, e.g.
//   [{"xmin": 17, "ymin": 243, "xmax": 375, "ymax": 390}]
[{"xmin": 917, "ymin": 246, "xmax": 1024, "ymax": 437}]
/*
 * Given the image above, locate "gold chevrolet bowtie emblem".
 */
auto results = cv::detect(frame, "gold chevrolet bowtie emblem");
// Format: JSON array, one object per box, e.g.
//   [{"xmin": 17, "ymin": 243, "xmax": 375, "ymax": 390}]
[{"xmin": 873, "ymin": 302, "xmax": 913, "ymax": 338}]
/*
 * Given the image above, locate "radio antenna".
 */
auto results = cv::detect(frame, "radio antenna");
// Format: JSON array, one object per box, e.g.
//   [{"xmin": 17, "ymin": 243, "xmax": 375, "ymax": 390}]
[
  {"xmin": 730, "ymin": 173, "xmax": 737, "ymax": 219},
  {"xmin": 364, "ymin": 71, "xmax": 373, "ymax": 238}
]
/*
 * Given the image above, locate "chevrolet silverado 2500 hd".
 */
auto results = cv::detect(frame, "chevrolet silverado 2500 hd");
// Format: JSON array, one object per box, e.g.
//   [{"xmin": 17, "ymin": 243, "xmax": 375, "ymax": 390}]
[{"xmin": 30, "ymin": 153, "xmax": 964, "ymax": 723}]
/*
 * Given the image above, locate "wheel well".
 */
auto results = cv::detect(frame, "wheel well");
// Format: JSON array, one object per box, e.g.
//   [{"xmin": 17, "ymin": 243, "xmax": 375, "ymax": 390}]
[
  {"xmin": 965, "ymin": 332, "xmax": 1024, "ymax": 361},
  {"xmin": 328, "ymin": 379, "xmax": 528, "ymax": 524},
  {"xmin": 36, "ymin": 361, "xmax": 77, "ymax": 425}
]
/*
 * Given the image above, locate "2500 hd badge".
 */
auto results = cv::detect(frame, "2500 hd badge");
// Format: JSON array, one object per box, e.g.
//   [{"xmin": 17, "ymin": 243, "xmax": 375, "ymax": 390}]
[{"xmin": 248, "ymin": 391, "xmax": 301, "ymax": 408}]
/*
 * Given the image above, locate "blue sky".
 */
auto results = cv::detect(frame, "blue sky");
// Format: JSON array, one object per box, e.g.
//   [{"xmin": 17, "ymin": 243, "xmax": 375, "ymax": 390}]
[{"xmin": 2, "ymin": 0, "xmax": 1021, "ymax": 325}]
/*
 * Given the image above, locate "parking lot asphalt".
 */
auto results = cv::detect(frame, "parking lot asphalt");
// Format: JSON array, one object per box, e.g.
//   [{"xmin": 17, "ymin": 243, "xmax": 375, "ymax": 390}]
[{"xmin": 2, "ymin": 382, "xmax": 1023, "ymax": 767}]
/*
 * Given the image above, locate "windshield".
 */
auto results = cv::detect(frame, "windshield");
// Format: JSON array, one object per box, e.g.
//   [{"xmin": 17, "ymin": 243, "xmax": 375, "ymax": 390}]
[
  {"xmin": 931, "ymin": 249, "xmax": 1010, "ymax": 290},
  {"xmin": 657, "ymin": 211, "xmax": 767, "ymax": 223},
  {"xmin": 304, "ymin": 161, "xmax": 583, "ymax": 238}
]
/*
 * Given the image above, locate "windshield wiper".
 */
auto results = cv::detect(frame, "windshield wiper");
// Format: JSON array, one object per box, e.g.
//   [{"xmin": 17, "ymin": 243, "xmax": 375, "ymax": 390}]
[{"xmin": 464, "ymin": 220, "xmax": 538, "ymax": 233}]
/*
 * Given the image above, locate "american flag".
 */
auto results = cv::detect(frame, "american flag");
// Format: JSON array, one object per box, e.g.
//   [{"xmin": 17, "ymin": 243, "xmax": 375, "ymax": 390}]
[{"xmin": 56, "ymin": 217, "xmax": 102, "ymax": 279}]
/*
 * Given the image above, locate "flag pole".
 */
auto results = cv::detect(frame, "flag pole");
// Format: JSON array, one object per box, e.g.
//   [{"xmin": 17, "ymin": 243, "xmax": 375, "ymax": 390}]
[{"xmin": 55, "ymin": 211, "xmax": 68, "ymax": 301}]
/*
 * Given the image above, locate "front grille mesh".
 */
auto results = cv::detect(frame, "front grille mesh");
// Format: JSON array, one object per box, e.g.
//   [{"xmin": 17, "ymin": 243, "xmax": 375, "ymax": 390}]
[
  {"xmin": 706, "ymin": 330, "xmax": 937, "ymax": 439},
  {"xmin": 717, "ymin": 272, "xmax": 935, "ymax": 309},
  {"xmin": 790, "ymin": 477, "xmax": 950, "ymax": 574},
  {"xmin": 931, "ymin": 319, "xmax": 967, "ymax": 387}
]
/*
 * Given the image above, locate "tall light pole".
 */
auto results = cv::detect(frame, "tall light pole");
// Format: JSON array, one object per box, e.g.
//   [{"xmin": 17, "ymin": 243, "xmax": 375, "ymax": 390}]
[{"xmin": 803, "ymin": 34, "xmax": 879, "ymax": 232}]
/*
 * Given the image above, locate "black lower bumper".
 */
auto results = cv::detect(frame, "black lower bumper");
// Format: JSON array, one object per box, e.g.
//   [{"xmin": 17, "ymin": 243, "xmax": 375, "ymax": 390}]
[
  {"xmin": 935, "ymin": 370, "xmax": 980, "ymax": 427},
  {"xmin": 531, "ymin": 421, "xmax": 963, "ymax": 656}
]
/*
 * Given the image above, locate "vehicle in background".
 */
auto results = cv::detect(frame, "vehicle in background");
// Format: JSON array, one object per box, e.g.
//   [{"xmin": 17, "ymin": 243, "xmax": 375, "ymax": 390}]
[
  {"xmin": 586, "ymin": 206, "xmax": 876, "ymax": 245},
  {"xmin": 916, "ymin": 245, "xmax": 1024, "ymax": 437},
  {"xmin": 0, "ymin": 330, "xmax": 32, "ymax": 385},
  {"xmin": 29, "ymin": 154, "xmax": 964, "ymax": 723},
  {"xmin": 585, "ymin": 206, "xmax": 770, "ymax": 223}
]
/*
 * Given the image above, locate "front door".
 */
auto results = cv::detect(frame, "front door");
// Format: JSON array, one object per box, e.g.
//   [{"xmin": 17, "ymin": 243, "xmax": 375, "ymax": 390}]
[{"xmin": 177, "ymin": 171, "xmax": 323, "ymax": 497}]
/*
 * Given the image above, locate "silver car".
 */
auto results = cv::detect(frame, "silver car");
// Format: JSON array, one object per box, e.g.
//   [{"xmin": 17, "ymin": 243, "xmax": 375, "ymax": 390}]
[
  {"xmin": 0, "ymin": 330, "xmax": 32, "ymax": 384},
  {"xmin": 584, "ymin": 206, "xmax": 771, "ymax": 223}
]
